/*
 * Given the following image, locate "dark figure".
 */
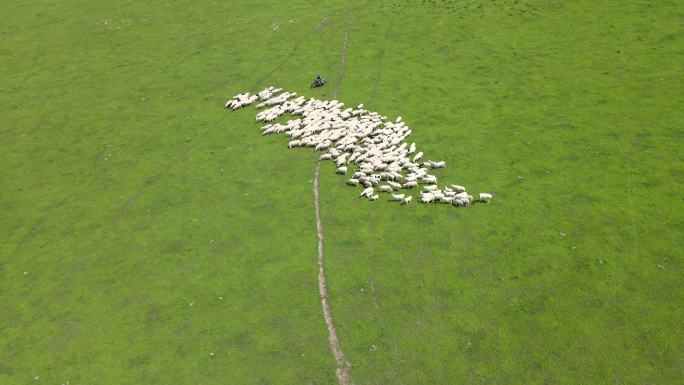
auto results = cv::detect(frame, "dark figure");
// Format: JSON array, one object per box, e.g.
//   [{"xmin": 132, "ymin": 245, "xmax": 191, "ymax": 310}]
[{"xmin": 311, "ymin": 74, "xmax": 327, "ymax": 88}]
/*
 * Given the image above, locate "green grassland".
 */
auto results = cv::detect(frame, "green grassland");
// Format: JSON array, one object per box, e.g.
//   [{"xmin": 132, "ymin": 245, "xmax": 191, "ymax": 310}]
[{"xmin": 1, "ymin": 0, "xmax": 682, "ymax": 384}]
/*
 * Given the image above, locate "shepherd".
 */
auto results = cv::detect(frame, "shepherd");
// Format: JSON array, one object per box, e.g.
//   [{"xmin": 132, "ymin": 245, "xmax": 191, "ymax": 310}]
[{"xmin": 311, "ymin": 74, "xmax": 326, "ymax": 88}]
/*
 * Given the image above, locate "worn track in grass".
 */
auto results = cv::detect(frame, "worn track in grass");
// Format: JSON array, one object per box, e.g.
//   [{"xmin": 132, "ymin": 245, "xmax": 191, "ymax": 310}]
[{"xmin": 313, "ymin": 22, "xmax": 352, "ymax": 385}]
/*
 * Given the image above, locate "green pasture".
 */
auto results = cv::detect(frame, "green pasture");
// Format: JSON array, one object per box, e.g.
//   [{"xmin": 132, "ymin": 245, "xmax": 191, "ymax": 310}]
[{"xmin": 0, "ymin": 0, "xmax": 681, "ymax": 384}]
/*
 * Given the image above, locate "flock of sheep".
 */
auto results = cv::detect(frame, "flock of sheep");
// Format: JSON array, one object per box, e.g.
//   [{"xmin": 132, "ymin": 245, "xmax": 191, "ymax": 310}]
[{"xmin": 225, "ymin": 86, "xmax": 493, "ymax": 207}]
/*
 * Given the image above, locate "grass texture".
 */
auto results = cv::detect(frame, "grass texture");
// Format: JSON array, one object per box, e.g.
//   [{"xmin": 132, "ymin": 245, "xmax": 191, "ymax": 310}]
[{"xmin": 0, "ymin": 0, "xmax": 682, "ymax": 384}]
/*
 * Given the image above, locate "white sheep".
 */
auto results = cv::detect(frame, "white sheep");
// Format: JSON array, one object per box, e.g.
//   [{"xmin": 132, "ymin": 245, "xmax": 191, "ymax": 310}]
[
  {"xmin": 479, "ymin": 193, "xmax": 493, "ymax": 202},
  {"xmin": 401, "ymin": 196, "xmax": 413, "ymax": 204},
  {"xmin": 391, "ymin": 193, "xmax": 405, "ymax": 201},
  {"xmin": 421, "ymin": 193, "xmax": 434, "ymax": 203},
  {"xmin": 225, "ymin": 88, "xmax": 495, "ymax": 209},
  {"xmin": 360, "ymin": 187, "xmax": 374, "ymax": 197}
]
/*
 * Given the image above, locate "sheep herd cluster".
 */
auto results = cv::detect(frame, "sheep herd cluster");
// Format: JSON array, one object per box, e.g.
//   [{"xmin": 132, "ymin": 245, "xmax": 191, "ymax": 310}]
[{"xmin": 225, "ymin": 86, "xmax": 493, "ymax": 206}]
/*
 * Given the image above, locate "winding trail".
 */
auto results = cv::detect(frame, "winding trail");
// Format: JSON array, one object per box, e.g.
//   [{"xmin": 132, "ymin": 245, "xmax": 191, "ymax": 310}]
[{"xmin": 313, "ymin": 25, "xmax": 352, "ymax": 385}]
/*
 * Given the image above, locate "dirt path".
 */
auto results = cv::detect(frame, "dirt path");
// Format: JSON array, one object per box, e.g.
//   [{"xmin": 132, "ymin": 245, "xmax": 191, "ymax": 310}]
[
  {"xmin": 313, "ymin": 25, "xmax": 351, "ymax": 385},
  {"xmin": 313, "ymin": 162, "xmax": 351, "ymax": 385},
  {"xmin": 316, "ymin": 16, "xmax": 329, "ymax": 31},
  {"xmin": 334, "ymin": 25, "xmax": 349, "ymax": 93}
]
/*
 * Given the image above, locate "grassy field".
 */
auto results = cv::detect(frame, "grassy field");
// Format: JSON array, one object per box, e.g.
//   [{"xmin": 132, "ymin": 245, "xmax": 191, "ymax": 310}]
[{"xmin": 1, "ymin": 0, "xmax": 682, "ymax": 384}]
